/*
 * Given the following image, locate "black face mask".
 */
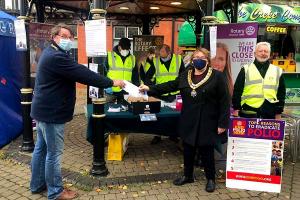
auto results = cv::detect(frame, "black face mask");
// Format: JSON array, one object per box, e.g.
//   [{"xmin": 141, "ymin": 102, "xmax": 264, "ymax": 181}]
[{"xmin": 192, "ymin": 59, "xmax": 207, "ymax": 70}]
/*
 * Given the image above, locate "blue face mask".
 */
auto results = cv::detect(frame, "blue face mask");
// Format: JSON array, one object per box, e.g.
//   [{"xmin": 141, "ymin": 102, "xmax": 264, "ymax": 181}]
[
  {"xmin": 58, "ymin": 39, "xmax": 73, "ymax": 51},
  {"xmin": 192, "ymin": 59, "xmax": 207, "ymax": 70}
]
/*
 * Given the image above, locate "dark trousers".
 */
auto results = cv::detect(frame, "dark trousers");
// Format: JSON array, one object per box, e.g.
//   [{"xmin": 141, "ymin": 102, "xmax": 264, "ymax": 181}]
[{"xmin": 183, "ymin": 142, "xmax": 215, "ymax": 180}]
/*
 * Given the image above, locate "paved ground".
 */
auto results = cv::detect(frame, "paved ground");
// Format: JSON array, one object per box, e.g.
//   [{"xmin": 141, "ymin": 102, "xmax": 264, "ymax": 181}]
[{"xmin": 1, "ymin": 114, "xmax": 300, "ymax": 199}]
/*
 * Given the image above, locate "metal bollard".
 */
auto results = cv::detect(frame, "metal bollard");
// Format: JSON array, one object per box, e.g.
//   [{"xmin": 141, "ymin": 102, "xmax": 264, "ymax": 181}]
[{"xmin": 91, "ymin": 97, "xmax": 109, "ymax": 176}]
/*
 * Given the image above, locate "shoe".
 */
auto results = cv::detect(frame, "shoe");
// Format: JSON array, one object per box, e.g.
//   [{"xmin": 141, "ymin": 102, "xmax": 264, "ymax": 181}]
[
  {"xmin": 31, "ymin": 186, "xmax": 47, "ymax": 194},
  {"xmin": 57, "ymin": 189, "xmax": 79, "ymax": 200},
  {"xmin": 151, "ymin": 136, "xmax": 161, "ymax": 144},
  {"xmin": 205, "ymin": 179, "xmax": 216, "ymax": 193},
  {"xmin": 173, "ymin": 176, "xmax": 194, "ymax": 186}
]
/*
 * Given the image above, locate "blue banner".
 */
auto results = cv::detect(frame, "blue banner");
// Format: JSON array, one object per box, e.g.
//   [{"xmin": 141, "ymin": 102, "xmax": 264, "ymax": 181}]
[{"xmin": 0, "ymin": 18, "xmax": 15, "ymax": 37}]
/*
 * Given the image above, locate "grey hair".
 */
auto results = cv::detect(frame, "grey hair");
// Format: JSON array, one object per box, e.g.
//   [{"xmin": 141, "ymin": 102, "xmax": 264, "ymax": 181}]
[
  {"xmin": 255, "ymin": 42, "xmax": 271, "ymax": 52},
  {"xmin": 50, "ymin": 23, "xmax": 74, "ymax": 39}
]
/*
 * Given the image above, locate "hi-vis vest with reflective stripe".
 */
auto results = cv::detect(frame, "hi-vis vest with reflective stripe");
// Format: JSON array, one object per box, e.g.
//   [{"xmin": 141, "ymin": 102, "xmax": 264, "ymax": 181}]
[
  {"xmin": 154, "ymin": 54, "xmax": 181, "ymax": 95},
  {"xmin": 241, "ymin": 63, "xmax": 282, "ymax": 108},
  {"xmin": 141, "ymin": 61, "xmax": 155, "ymax": 84},
  {"xmin": 107, "ymin": 51, "xmax": 135, "ymax": 92}
]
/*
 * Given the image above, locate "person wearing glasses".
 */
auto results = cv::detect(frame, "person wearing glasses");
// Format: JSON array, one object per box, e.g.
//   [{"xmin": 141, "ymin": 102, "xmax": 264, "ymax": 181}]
[
  {"xmin": 139, "ymin": 48, "xmax": 230, "ymax": 192},
  {"xmin": 30, "ymin": 24, "xmax": 125, "ymax": 200}
]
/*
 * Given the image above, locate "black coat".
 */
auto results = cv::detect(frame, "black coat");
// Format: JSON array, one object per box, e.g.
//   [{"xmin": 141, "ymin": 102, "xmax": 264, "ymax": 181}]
[
  {"xmin": 31, "ymin": 42, "xmax": 113, "ymax": 123},
  {"xmin": 149, "ymin": 67, "xmax": 230, "ymax": 147}
]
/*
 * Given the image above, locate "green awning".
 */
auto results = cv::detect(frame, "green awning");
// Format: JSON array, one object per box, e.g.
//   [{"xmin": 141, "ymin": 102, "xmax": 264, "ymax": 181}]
[{"xmin": 178, "ymin": 21, "xmax": 196, "ymax": 47}]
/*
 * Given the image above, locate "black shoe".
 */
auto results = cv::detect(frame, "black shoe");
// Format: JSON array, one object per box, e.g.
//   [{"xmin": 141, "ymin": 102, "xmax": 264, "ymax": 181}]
[
  {"xmin": 151, "ymin": 136, "xmax": 161, "ymax": 144},
  {"xmin": 173, "ymin": 176, "xmax": 194, "ymax": 186},
  {"xmin": 205, "ymin": 179, "xmax": 216, "ymax": 193},
  {"xmin": 31, "ymin": 185, "xmax": 47, "ymax": 194}
]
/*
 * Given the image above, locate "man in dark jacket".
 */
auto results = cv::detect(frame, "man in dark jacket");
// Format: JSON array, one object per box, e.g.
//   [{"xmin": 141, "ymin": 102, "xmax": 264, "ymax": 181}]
[
  {"xmin": 30, "ymin": 24, "xmax": 125, "ymax": 200},
  {"xmin": 232, "ymin": 42, "xmax": 285, "ymax": 119}
]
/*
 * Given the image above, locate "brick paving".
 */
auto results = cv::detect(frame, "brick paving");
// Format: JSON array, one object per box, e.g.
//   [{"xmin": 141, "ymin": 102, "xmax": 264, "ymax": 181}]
[{"xmin": 0, "ymin": 114, "xmax": 300, "ymax": 199}]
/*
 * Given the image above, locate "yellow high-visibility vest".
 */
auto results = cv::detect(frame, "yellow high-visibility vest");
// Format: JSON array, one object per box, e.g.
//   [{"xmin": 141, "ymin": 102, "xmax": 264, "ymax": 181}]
[
  {"xmin": 141, "ymin": 61, "xmax": 155, "ymax": 84},
  {"xmin": 107, "ymin": 52, "xmax": 135, "ymax": 92},
  {"xmin": 241, "ymin": 63, "xmax": 282, "ymax": 108},
  {"xmin": 154, "ymin": 54, "xmax": 181, "ymax": 96}
]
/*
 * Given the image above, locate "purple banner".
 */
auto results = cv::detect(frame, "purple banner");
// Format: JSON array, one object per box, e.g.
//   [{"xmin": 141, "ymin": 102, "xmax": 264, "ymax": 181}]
[
  {"xmin": 217, "ymin": 22, "xmax": 258, "ymax": 39},
  {"xmin": 229, "ymin": 117, "xmax": 285, "ymax": 141}
]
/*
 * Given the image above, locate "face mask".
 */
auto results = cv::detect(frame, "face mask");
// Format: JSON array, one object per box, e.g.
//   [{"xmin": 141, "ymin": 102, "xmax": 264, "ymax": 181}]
[
  {"xmin": 58, "ymin": 39, "xmax": 72, "ymax": 51},
  {"xmin": 161, "ymin": 55, "xmax": 171, "ymax": 62},
  {"xmin": 120, "ymin": 49, "xmax": 129, "ymax": 57},
  {"xmin": 193, "ymin": 59, "xmax": 207, "ymax": 70}
]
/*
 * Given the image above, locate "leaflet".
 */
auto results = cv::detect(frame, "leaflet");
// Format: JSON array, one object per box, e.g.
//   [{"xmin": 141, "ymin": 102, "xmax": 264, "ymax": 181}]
[{"xmin": 123, "ymin": 80, "xmax": 148, "ymax": 99}]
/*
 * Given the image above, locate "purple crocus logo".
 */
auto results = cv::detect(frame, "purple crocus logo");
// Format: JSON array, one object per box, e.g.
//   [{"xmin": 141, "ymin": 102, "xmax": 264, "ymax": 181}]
[{"xmin": 245, "ymin": 26, "xmax": 256, "ymax": 35}]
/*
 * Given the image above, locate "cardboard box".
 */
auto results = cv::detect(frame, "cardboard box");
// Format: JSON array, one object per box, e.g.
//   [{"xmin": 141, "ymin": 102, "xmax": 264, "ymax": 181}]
[{"xmin": 125, "ymin": 96, "xmax": 161, "ymax": 114}]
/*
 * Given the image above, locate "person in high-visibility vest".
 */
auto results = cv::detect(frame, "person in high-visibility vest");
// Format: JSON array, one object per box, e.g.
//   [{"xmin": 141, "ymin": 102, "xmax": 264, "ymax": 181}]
[
  {"xmin": 232, "ymin": 42, "xmax": 286, "ymax": 119},
  {"xmin": 105, "ymin": 38, "xmax": 140, "ymax": 102},
  {"xmin": 139, "ymin": 47, "xmax": 156, "ymax": 86},
  {"xmin": 146, "ymin": 44, "xmax": 186, "ymax": 144}
]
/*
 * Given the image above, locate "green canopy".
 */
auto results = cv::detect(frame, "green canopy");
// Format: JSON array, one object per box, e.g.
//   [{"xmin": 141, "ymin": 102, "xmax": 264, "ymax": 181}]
[{"xmin": 178, "ymin": 21, "xmax": 196, "ymax": 47}]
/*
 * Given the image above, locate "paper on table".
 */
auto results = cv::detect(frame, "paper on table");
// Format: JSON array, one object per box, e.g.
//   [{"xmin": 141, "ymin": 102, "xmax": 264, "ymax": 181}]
[
  {"xmin": 123, "ymin": 80, "xmax": 148, "ymax": 100},
  {"xmin": 107, "ymin": 107, "xmax": 121, "ymax": 112}
]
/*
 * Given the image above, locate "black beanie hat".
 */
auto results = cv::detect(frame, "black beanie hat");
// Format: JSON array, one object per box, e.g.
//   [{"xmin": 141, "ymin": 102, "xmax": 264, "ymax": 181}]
[{"xmin": 119, "ymin": 38, "xmax": 131, "ymax": 50}]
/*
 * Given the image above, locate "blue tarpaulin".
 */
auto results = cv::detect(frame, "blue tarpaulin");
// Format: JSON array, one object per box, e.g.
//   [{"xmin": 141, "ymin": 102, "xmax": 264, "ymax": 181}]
[{"xmin": 0, "ymin": 11, "xmax": 23, "ymax": 148}]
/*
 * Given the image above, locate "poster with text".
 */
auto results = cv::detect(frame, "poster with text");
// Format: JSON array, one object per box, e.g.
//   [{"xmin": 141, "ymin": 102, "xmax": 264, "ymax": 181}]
[
  {"xmin": 29, "ymin": 23, "xmax": 53, "ymax": 78},
  {"xmin": 133, "ymin": 35, "xmax": 164, "ymax": 69},
  {"xmin": 226, "ymin": 117, "xmax": 285, "ymax": 193},
  {"xmin": 215, "ymin": 23, "xmax": 258, "ymax": 81},
  {"xmin": 14, "ymin": 19, "xmax": 27, "ymax": 51},
  {"xmin": 85, "ymin": 19, "xmax": 107, "ymax": 57}
]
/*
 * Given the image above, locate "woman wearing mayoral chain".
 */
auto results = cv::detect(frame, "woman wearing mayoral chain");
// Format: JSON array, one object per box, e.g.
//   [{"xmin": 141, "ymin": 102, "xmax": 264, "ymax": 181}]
[{"xmin": 139, "ymin": 48, "xmax": 230, "ymax": 192}]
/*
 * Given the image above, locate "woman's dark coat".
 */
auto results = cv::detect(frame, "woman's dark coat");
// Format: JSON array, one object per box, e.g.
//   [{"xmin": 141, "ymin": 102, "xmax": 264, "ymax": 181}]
[{"xmin": 149, "ymin": 67, "xmax": 230, "ymax": 147}]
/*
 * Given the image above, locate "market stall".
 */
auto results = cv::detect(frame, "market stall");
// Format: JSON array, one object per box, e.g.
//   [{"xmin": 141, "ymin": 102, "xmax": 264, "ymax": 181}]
[{"xmin": 0, "ymin": 11, "xmax": 23, "ymax": 148}]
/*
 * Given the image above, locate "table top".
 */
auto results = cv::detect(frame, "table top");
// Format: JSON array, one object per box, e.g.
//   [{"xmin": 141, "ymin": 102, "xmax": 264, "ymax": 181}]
[{"xmin": 88, "ymin": 103, "xmax": 180, "ymax": 119}]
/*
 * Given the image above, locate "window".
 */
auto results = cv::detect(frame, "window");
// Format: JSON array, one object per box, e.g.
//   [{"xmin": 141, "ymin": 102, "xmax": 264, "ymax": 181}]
[
  {"xmin": 127, "ymin": 27, "xmax": 139, "ymax": 39},
  {"xmin": 113, "ymin": 26, "xmax": 140, "ymax": 39},
  {"xmin": 114, "ymin": 26, "xmax": 126, "ymax": 39}
]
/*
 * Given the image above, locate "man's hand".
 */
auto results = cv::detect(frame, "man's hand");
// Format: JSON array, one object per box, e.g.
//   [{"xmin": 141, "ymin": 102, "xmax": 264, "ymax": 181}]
[
  {"xmin": 275, "ymin": 114, "xmax": 281, "ymax": 120},
  {"xmin": 218, "ymin": 128, "xmax": 226, "ymax": 134},
  {"xmin": 139, "ymin": 84, "xmax": 150, "ymax": 92},
  {"xmin": 113, "ymin": 80, "xmax": 125, "ymax": 88},
  {"xmin": 232, "ymin": 110, "xmax": 239, "ymax": 117}
]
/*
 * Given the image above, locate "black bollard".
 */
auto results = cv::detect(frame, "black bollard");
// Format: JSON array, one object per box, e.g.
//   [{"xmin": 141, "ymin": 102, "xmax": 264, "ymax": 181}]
[
  {"xmin": 91, "ymin": 98, "xmax": 109, "ymax": 176},
  {"xmin": 18, "ymin": 15, "xmax": 34, "ymax": 152}
]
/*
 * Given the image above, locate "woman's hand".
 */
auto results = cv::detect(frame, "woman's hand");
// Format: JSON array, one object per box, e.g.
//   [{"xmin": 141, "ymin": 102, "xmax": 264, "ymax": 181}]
[
  {"xmin": 217, "ymin": 127, "xmax": 226, "ymax": 134},
  {"xmin": 139, "ymin": 84, "xmax": 150, "ymax": 92}
]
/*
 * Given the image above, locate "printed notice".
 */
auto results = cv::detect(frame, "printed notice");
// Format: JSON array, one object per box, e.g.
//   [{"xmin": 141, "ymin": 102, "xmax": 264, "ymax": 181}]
[
  {"xmin": 14, "ymin": 19, "xmax": 27, "ymax": 51},
  {"xmin": 85, "ymin": 19, "xmax": 107, "ymax": 57},
  {"xmin": 226, "ymin": 117, "xmax": 285, "ymax": 193}
]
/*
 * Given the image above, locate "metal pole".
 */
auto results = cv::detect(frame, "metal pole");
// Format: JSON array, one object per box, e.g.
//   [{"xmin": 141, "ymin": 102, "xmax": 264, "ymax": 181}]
[
  {"xmin": 233, "ymin": 0, "xmax": 238, "ymax": 23},
  {"xmin": 195, "ymin": 14, "xmax": 202, "ymax": 48},
  {"xmin": 35, "ymin": 0, "xmax": 45, "ymax": 23},
  {"xmin": 202, "ymin": 0, "xmax": 214, "ymax": 50},
  {"xmin": 142, "ymin": 15, "xmax": 150, "ymax": 35},
  {"xmin": 19, "ymin": 0, "xmax": 34, "ymax": 152},
  {"xmin": 171, "ymin": 17, "xmax": 175, "ymax": 53},
  {"xmin": 90, "ymin": 0, "xmax": 109, "ymax": 176}
]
